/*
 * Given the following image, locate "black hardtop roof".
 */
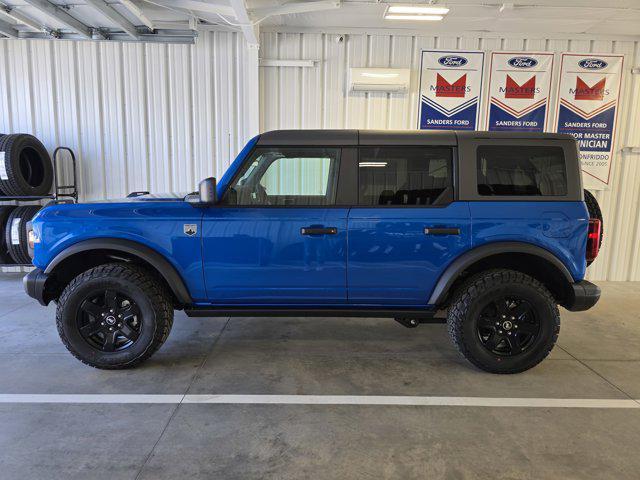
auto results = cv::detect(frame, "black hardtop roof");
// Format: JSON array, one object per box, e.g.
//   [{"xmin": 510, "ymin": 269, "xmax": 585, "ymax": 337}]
[{"xmin": 256, "ymin": 129, "xmax": 575, "ymax": 146}]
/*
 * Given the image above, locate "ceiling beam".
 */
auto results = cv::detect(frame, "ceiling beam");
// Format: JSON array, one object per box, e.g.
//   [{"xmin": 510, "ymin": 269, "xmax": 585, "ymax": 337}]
[
  {"xmin": 84, "ymin": 0, "xmax": 139, "ymax": 39},
  {"xmin": 120, "ymin": 0, "xmax": 154, "ymax": 30},
  {"xmin": 21, "ymin": 0, "xmax": 92, "ymax": 38},
  {"xmin": 0, "ymin": 16, "xmax": 18, "ymax": 37},
  {"xmin": 228, "ymin": 0, "xmax": 259, "ymax": 47},
  {"xmin": 0, "ymin": 2, "xmax": 44, "ymax": 32},
  {"xmin": 252, "ymin": 0, "xmax": 341, "ymax": 19},
  {"xmin": 142, "ymin": 0, "xmax": 235, "ymax": 17}
]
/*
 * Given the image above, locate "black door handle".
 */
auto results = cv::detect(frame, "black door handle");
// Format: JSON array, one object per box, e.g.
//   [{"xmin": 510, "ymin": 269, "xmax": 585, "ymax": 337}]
[
  {"xmin": 301, "ymin": 227, "xmax": 338, "ymax": 235},
  {"xmin": 424, "ymin": 227, "xmax": 460, "ymax": 235}
]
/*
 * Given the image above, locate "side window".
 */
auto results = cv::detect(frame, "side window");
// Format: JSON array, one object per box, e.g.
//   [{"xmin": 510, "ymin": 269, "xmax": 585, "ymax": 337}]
[
  {"xmin": 223, "ymin": 148, "xmax": 340, "ymax": 206},
  {"xmin": 358, "ymin": 147, "xmax": 453, "ymax": 206},
  {"xmin": 477, "ymin": 146, "xmax": 567, "ymax": 196}
]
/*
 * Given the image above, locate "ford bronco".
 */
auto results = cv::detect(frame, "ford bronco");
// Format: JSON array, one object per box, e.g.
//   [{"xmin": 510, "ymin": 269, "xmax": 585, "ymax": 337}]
[{"xmin": 24, "ymin": 130, "xmax": 602, "ymax": 373}]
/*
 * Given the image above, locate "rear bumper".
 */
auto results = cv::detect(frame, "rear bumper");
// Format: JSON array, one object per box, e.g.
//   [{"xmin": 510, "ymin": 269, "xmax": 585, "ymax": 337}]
[
  {"xmin": 564, "ymin": 280, "xmax": 601, "ymax": 312},
  {"xmin": 23, "ymin": 268, "xmax": 49, "ymax": 306}
]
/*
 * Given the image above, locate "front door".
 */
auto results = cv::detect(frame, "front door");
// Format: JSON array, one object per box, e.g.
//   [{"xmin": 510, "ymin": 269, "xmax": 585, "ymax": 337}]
[
  {"xmin": 348, "ymin": 146, "xmax": 472, "ymax": 306},
  {"xmin": 202, "ymin": 147, "xmax": 348, "ymax": 305}
]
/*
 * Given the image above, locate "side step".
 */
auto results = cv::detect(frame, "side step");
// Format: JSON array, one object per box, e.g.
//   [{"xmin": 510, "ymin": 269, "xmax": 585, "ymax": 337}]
[{"xmin": 184, "ymin": 307, "xmax": 444, "ymax": 322}]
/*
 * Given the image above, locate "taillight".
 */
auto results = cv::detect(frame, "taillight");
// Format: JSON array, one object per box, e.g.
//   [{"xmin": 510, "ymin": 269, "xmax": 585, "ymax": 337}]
[{"xmin": 586, "ymin": 218, "xmax": 601, "ymax": 262}]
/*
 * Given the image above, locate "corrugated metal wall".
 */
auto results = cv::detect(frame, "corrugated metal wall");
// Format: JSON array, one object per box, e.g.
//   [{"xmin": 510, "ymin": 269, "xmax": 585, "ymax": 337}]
[
  {"xmin": 0, "ymin": 31, "xmax": 253, "ymax": 200},
  {"xmin": 259, "ymin": 32, "xmax": 640, "ymax": 282}
]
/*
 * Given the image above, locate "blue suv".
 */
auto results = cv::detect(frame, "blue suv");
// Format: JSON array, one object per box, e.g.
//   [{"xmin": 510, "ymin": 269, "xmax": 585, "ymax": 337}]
[{"xmin": 24, "ymin": 130, "xmax": 602, "ymax": 373}]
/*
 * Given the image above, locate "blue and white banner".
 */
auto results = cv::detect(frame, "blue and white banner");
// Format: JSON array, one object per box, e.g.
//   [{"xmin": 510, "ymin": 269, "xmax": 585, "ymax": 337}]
[
  {"xmin": 485, "ymin": 52, "xmax": 554, "ymax": 132},
  {"xmin": 418, "ymin": 50, "xmax": 484, "ymax": 131},
  {"xmin": 554, "ymin": 53, "xmax": 624, "ymax": 188}
]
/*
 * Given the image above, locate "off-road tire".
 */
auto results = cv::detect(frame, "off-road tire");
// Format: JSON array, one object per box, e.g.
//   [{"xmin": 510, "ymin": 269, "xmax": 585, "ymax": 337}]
[
  {"xmin": 447, "ymin": 269, "xmax": 560, "ymax": 374},
  {"xmin": 4, "ymin": 205, "xmax": 40, "ymax": 264},
  {"xmin": 0, "ymin": 134, "xmax": 53, "ymax": 196},
  {"xmin": 56, "ymin": 263, "xmax": 174, "ymax": 369},
  {"xmin": 584, "ymin": 189, "xmax": 603, "ymax": 266}
]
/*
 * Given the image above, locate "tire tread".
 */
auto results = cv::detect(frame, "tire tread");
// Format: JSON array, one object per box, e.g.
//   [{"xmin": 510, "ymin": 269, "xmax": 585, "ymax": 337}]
[
  {"xmin": 56, "ymin": 263, "xmax": 173, "ymax": 369},
  {"xmin": 447, "ymin": 269, "xmax": 560, "ymax": 374}
]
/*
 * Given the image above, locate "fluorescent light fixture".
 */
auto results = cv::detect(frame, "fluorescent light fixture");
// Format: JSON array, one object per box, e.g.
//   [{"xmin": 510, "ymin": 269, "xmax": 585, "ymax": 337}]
[
  {"xmin": 387, "ymin": 5, "xmax": 450, "ymax": 15},
  {"xmin": 359, "ymin": 162, "xmax": 388, "ymax": 167},
  {"xmin": 384, "ymin": 14, "xmax": 444, "ymax": 21}
]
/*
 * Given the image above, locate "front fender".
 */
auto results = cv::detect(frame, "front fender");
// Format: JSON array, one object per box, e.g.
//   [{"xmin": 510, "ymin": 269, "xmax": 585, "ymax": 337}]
[{"xmin": 44, "ymin": 238, "xmax": 193, "ymax": 305}]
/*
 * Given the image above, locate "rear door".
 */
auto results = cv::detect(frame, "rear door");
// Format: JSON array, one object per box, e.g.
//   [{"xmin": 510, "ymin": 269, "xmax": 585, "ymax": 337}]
[{"xmin": 347, "ymin": 145, "xmax": 472, "ymax": 306}]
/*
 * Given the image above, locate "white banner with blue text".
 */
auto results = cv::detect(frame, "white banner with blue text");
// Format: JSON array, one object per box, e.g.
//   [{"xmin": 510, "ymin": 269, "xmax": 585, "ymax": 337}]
[
  {"xmin": 554, "ymin": 53, "xmax": 624, "ymax": 189},
  {"xmin": 418, "ymin": 51, "xmax": 485, "ymax": 131}
]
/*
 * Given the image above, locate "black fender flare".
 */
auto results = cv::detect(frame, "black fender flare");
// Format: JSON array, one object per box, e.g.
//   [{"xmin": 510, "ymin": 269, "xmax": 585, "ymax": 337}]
[
  {"xmin": 428, "ymin": 242, "xmax": 575, "ymax": 305},
  {"xmin": 44, "ymin": 238, "xmax": 192, "ymax": 305}
]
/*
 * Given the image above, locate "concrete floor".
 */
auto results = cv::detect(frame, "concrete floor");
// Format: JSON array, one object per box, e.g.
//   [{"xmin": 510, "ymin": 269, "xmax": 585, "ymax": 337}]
[{"xmin": 0, "ymin": 274, "xmax": 639, "ymax": 480}]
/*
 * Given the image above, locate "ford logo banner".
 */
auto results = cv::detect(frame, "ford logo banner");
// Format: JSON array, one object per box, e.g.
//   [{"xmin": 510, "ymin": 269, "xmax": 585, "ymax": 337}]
[
  {"xmin": 507, "ymin": 57, "xmax": 538, "ymax": 68},
  {"xmin": 438, "ymin": 55, "xmax": 468, "ymax": 67},
  {"xmin": 578, "ymin": 58, "xmax": 608, "ymax": 70}
]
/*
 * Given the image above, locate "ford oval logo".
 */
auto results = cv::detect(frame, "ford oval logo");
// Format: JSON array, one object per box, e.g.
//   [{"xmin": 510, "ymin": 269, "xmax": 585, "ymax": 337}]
[
  {"xmin": 438, "ymin": 55, "xmax": 468, "ymax": 67},
  {"xmin": 578, "ymin": 58, "xmax": 608, "ymax": 70},
  {"xmin": 507, "ymin": 56, "xmax": 538, "ymax": 68}
]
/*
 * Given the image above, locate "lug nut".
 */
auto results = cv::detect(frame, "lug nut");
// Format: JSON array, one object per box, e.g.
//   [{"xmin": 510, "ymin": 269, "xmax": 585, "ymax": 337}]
[
  {"xmin": 101, "ymin": 322, "xmax": 105, "ymax": 326},
  {"xmin": 109, "ymin": 327, "xmax": 113, "ymax": 331},
  {"xmin": 101, "ymin": 313, "xmax": 105, "ymax": 317}
]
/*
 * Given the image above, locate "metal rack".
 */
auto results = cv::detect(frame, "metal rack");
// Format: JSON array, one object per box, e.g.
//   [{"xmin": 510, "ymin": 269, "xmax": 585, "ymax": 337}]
[{"xmin": 1, "ymin": 147, "xmax": 79, "ymax": 271}]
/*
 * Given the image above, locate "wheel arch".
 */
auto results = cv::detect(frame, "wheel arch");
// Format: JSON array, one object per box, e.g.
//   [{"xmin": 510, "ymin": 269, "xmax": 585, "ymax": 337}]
[
  {"xmin": 429, "ymin": 242, "xmax": 575, "ymax": 307},
  {"xmin": 42, "ymin": 238, "xmax": 192, "ymax": 307}
]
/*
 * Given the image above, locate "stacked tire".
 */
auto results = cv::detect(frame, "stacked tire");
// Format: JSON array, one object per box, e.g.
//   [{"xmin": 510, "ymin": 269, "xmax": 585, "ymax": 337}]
[
  {"xmin": 0, "ymin": 133, "xmax": 51, "ymax": 265},
  {"xmin": 1, "ymin": 205, "xmax": 41, "ymax": 264},
  {"xmin": 0, "ymin": 134, "xmax": 53, "ymax": 196}
]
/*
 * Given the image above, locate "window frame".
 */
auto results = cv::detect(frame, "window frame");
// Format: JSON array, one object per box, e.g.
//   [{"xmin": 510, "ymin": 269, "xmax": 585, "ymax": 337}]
[
  {"xmin": 353, "ymin": 145, "xmax": 457, "ymax": 209},
  {"xmin": 219, "ymin": 146, "xmax": 355, "ymax": 208},
  {"xmin": 457, "ymin": 137, "xmax": 582, "ymax": 202}
]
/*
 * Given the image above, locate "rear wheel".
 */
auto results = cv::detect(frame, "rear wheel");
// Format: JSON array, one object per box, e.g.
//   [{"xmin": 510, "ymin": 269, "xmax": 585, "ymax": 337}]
[
  {"xmin": 447, "ymin": 269, "xmax": 560, "ymax": 374},
  {"xmin": 56, "ymin": 263, "xmax": 173, "ymax": 369}
]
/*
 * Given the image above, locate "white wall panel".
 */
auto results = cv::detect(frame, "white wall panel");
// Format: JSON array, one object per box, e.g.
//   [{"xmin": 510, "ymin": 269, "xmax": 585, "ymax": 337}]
[
  {"xmin": 0, "ymin": 31, "xmax": 253, "ymax": 201},
  {"xmin": 259, "ymin": 32, "xmax": 640, "ymax": 281}
]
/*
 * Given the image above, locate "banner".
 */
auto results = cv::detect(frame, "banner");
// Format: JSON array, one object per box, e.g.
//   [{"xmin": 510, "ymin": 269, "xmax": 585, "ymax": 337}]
[
  {"xmin": 418, "ymin": 50, "xmax": 484, "ymax": 131},
  {"xmin": 486, "ymin": 52, "xmax": 554, "ymax": 132},
  {"xmin": 554, "ymin": 53, "xmax": 624, "ymax": 188}
]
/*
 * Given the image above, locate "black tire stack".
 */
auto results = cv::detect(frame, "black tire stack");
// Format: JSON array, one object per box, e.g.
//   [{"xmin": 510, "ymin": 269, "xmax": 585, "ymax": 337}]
[{"xmin": 0, "ymin": 134, "xmax": 53, "ymax": 265}]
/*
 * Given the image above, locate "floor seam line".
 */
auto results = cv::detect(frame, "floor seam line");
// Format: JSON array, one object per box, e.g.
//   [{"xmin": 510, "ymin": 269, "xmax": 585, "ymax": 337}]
[
  {"xmin": 557, "ymin": 344, "xmax": 637, "ymax": 402},
  {"xmin": 132, "ymin": 317, "xmax": 231, "ymax": 480}
]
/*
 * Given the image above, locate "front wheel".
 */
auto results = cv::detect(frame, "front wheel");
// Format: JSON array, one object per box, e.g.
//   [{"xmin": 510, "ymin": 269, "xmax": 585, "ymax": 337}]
[
  {"xmin": 447, "ymin": 269, "xmax": 560, "ymax": 374},
  {"xmin": 56, "ymin": 263, "xmax": 174, "ymax": 369}
]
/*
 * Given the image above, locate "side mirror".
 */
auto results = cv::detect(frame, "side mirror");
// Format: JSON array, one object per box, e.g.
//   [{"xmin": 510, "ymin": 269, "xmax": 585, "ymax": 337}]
[{"xmin": 198, "ymin": 177, "xmax": 217, "ymax": 205}]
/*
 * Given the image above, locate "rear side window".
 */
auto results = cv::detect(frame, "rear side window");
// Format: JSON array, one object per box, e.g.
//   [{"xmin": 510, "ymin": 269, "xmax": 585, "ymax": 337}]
[
  {"xmin": 477, "ymin": 145, "xmax": 567, "ymax": 196},
  {"xmin": 358, "ymin": 147, "xmax": 452, "ymax": 206}
]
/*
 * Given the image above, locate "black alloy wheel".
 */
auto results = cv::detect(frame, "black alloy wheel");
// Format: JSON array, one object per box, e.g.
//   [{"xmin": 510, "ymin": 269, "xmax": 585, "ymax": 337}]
[
  {"xmin": 447, "ymin": 269, "xmax": 560, "ymax": 374},
  {"xmin": 476, "ymin": 296, "xmax": 540, "ymax": 356},
  {"xmin": 57, "ymin": 263, "xmax": 173, "ymax": 369},
  {"xmin": 76, "ymin": 288, "xmax": 142, "ymax": 352}
]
